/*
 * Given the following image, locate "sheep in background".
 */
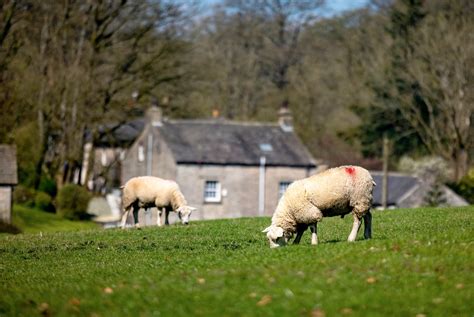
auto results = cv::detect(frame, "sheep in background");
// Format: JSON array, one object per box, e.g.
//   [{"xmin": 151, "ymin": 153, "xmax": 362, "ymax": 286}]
[
  {"xmin": 263, "ymin": 166, "xmax": 375, "ymax": 248},
  {"xmin": 120, "ymin": 176, "xmax": 196, "ymax": 229}
]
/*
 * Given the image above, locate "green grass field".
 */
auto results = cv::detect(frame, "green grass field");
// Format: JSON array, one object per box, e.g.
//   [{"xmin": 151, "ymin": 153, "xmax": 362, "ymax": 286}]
[
  {"xmin": 9, "ymin": 205, "xmax": 98, "ymax": 234},
  {"xmin": 1, "ymin": 206, "xmax": 472, "ymax": 316}
]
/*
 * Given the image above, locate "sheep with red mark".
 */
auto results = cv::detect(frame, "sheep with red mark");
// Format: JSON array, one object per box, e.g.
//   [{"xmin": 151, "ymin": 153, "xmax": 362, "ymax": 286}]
[
  {"xmin": 263, "ymin": 165, "xmax": 375, "ymax": 248},
  {"xmin": 120, "ymin": 176, "xmax": 196, "ymax": 229}
]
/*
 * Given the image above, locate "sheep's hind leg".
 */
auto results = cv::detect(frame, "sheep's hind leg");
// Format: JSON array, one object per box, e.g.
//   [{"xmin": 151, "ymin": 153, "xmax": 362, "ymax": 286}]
[
  {"xmin": 363, "ymin": 211, "xmax": 372, "ymax": 239},
  {"xmin": 348, "ymin": 213, "xmax": 362, "ymax": 242},
  {"xmin": 310, "ymin": 223, "xmax": 318, "ymax": 245}
]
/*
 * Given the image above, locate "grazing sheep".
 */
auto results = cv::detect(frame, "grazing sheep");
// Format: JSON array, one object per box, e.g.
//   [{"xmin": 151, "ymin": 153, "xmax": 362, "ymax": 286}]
[
  {"xmin": 263, "ymin": 166, "xmax": 375, "ymax": 248},
  {"xmin": 120, "ymin": 176, "xmax": 196, "ymax": 229}
]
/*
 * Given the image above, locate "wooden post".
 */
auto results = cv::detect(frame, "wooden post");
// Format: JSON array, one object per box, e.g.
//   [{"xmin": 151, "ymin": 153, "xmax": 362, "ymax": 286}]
[{"xmin": 381, "ymin": 134, "xmax": 389, "ymax": 209}]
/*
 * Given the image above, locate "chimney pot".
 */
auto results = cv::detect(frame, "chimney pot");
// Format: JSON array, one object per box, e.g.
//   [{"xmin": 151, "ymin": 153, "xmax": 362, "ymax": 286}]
[
  {"xmin": 147, "ymin": 106, "xmax": 162, "ymax": 127},
  {"xmin": 278, "ymin": 103, "xmax": 293, "ymax": 132}
]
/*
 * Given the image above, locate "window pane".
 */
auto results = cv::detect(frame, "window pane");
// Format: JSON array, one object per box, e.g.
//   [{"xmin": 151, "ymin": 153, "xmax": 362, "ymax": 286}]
[
  {"xmin": 204, "ymin": 181, "xmax": 221, "ymax": 202},
  {"xmin": 279, "ymin": 181, "xmax": 291, "ymax": 199}
]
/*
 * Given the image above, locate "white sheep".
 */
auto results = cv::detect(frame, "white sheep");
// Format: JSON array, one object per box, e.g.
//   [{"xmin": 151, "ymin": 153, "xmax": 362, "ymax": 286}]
[
  {"xmin": 120, "ymin": 176, "xmax": 196, "ymax": 229},
  {"xmin": 263, "ymin": 165, "xmax": 375, "ymax": 248}
]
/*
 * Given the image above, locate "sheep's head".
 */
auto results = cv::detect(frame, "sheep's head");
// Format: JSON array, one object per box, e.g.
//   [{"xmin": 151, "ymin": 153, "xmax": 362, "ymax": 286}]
[
  {"xmin": 262, "ymin": 225, "xmax": 288, "ymax": 248},
  {"xmin": 177, "ymin": 206, "xmax": 196, "ymax": 225}
]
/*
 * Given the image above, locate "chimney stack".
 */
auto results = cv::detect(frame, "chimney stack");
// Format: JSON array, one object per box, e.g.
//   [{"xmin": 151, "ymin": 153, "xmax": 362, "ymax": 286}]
[
  {"xmin": 147, "ymin": 104, "xmax": 162, "ymax": 127},
  {"xmin": 278, "ymin": 101, "xmax": 293, "ymax": 132}
]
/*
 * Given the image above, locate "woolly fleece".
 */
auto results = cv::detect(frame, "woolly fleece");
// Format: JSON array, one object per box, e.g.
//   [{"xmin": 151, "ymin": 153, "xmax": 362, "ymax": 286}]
[
  {"xmin": 122, "ymin": 176, "xmax": 187, "ymax": 211},
  {"xmin": 270, "ymin": 165, "xmax": 375, "ymax": 234}
]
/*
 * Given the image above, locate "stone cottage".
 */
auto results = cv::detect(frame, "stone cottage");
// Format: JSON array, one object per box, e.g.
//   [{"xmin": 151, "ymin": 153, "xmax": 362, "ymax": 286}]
[
  {"xmin": 0, "ymin": 145, "xmax": 18, "ymax": 224},
  {"xmin": 120, "ymin": 106, "xmax": 318, "ymax": 220},
  {"xmin": 86, "ymin": 106, "xmax": 319, "ymax": 222}
]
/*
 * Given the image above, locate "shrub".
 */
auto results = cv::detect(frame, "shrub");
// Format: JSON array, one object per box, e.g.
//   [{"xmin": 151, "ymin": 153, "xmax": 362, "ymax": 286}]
[
  {"xmin": 56, "ymin": 184, "xmax": 92, "ymax": 220},
  {"xmin": 449, "ymin": 168, "xmax": 474, "ymax": 204},
  {"xmin": 35, "ymin": 191, "xmax": 54, "ymax": 212},
  {"xmin": 0, "ymin": 221, "xmax": 21, "ymax": 234},
  {"xmin": 13, "ymin": 185, "xmax": 36, "ymax": 207},
  {"xmin": 38, "ymin": 177, "xmax": 57, "ymax": 197}
]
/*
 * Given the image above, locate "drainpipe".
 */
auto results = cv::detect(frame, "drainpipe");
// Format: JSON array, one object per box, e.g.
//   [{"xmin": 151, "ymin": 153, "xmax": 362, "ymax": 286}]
[
  {"xmin": 382, "ymin": 134, "xmax": 389, "ymax": 209},
  {"xmin": 258, "ymin": 156, "xmax": 266, "ymax": 216},
  {"xmin": 147, "ymin": 132, "xmax": 153, "ymax": 176},
  {"xmin": 145, "ymin": 132, "xmax": 154, "ymax": 226}
]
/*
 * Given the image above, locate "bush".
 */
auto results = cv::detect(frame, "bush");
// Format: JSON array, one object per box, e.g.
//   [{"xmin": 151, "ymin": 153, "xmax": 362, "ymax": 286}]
[
  {"xmin": 56, "ymin": 184, "xmax": 92, "ymax": 220},
  {"xmin": 0, "ymin": 221, "xmax": 21, "ymax": 234},
  {"xmin": 449, "ymin": 168, "xmax": 474, "ymax": 204},
  {"xmin": 38, "ymin": 177, "xmax": 57, "ymax": 197},
  {"xmin": 35, "ymin": 191, "xmax": 55, "ymax": 212},
  {"xmin": 13, "ymin": 185, "xmax": 36, "ymax": 207}
]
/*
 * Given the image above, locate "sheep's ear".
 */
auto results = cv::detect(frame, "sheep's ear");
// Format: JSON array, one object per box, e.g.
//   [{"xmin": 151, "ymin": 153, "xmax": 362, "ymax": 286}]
[
  {"xmin": 262, "ymin": 226, "xmax": 272, "ymax": 233},
  {"xmin": 274, "ymin": 227, "xmax": 284, "ymax": 238},
  {"xmin": 188, "ymin": 206, "xmax": 197, "ymax": 211}
]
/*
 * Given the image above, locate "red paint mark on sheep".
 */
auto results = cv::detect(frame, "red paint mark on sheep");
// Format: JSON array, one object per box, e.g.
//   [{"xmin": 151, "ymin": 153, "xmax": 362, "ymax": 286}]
[{"xmin": 345, "ymin": 166, "xmax": 356, "ymax": 176}]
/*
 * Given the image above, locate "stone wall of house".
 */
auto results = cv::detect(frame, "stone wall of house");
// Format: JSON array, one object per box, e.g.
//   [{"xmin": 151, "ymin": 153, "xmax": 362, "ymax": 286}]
[
  {"xmin": 121, "ymin": 125, "xmax": 150, "ymax": 181},
  {"xmin": 0, "ymin": 186, "xmax": 12, "ymax": 224},
  {"xmin": 176, "ymin": 165, "xmax": 259, "ymax": 219},
  {"xmin": 176, "ymin": 164, "xmax": 315, "ymax": 220},
  {"xmin": 121, "ymin": 126, "xmax": 177, "ymax": 183},
  {"xmin": 264, "ymin": 166, "xmax": 315, "ymax": 216}
]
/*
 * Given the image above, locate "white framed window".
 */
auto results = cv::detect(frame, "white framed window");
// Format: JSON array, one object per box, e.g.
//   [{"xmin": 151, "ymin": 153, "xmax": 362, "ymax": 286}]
[
  {"xmin": 278, "ymin": 181, "xmax": 292, "ymax": 199},
  {"xmin": 204, "ymin": 180, "xmax": 221, "ymax": 203},
  {"xmin": 100, "ymin": 150, "xmax": 108, "ymax": 166},
  {"xmin": 138, "ymin": 144, "xmax": 145, "ymax": 162}
]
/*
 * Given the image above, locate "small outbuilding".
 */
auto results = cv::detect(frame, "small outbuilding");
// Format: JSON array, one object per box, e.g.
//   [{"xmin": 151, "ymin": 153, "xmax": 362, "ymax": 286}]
[
  {"xmin": 371, "ymin": 171, "xmax": 468, "ymax": 208},
  {"xmin": 0, "ymin": 145, "xmax": 18, "ymax": 224}
]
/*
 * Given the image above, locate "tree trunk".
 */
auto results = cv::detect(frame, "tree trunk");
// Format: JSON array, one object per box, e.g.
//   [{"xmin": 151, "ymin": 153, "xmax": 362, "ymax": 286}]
[{"xmin": 453, "ymin": 148, "xmax": 468, "ymax": 182}]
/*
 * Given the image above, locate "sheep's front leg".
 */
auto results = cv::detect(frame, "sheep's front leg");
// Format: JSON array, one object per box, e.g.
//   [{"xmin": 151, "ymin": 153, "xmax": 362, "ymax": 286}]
[
  {"xmin": 121, "ymin": 208, "xmax": 130, "ymax": 229},
  {"xmin": 157, "ymin": 207, "xmax": 164, "ymax": 227},
  {"xmin": 132, "ymin": 204, "xmax": 141, "ymax": 229},
  {"xmin": 293, "ymin": 224, "xmax": 308, "ymax": 244},
  {"xmin": 363, "ymin": 211, "xmax": 372, "ymax": 239},
  {"xmin": 165, "ymin": 209, "xmax": 170, "ymax": 226},
  {"xmin": 310, "ymin": 223, "xmax": 318, "ymax": 245},
  {"xmin": 348, "ymin": 213, "xmax": 362, "ymax": 242}
]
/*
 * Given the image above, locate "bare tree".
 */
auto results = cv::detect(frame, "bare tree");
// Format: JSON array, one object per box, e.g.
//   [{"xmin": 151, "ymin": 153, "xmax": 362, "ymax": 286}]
[{"xmin": 394, "ymin": 3, "xmax": 473, "ymax": 180}]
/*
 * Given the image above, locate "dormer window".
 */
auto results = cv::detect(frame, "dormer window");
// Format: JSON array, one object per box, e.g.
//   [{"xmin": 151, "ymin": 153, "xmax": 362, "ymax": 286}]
[{"xmin": 259, "ymin": 143, "xmax": 273, "ymax": 152}]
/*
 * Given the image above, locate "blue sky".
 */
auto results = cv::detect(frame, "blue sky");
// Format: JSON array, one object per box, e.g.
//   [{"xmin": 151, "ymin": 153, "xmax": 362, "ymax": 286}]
[
  {"xmin": 202, "ymin": 0, "xmax": 370, "ymax": 16},
  {"xmin": 323, "ymin": 0, "xmax": 370, "ymax": 15}
]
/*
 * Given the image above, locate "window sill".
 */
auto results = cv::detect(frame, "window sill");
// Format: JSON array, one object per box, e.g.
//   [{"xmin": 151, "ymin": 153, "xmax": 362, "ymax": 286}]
[{"xmin": 203, "ymin": 200, "xmax": 222, "ymax": 205}]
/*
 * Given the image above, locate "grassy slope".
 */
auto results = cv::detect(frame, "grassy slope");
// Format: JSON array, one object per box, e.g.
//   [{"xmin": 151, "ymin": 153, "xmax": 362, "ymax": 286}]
[
  {"xmin": 10, "ymin": 205, "xmax": 98, "ymax": 234},
  {"xmin": 0, "ymin": 206, "xmax": 472, "ymax": 317}
]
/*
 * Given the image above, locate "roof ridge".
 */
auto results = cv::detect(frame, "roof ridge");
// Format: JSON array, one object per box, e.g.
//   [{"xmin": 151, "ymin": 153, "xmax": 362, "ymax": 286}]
[
  {"xmin": 370, "ymin": 171, "xmax": 418, "ymax": 178},
  {"xmin": 165, "ymin": 118, "xmax": 280, "ymax": 127}
]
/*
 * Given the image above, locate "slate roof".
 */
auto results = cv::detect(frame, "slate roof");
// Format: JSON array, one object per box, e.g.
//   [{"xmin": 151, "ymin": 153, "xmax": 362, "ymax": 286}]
[
  {"xmin": 158, "ymin": 120, "xmax": 316, "ymax": 167},
  {"xmin": 95, "ymin": 119, "xmax": 145, "ymax": 147},
  {"xmin": 371, "ymin": 172, "xmax": 419, "ymax": 206},
  {"xmin": 0, "ymin": 145, "xmax": 18, "ymax": 185}
]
